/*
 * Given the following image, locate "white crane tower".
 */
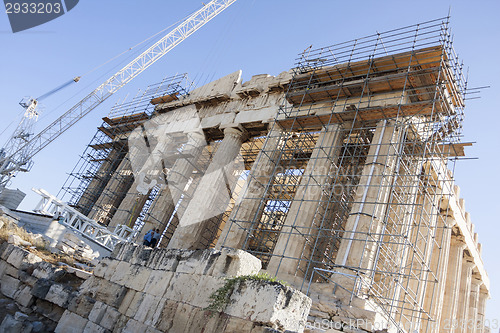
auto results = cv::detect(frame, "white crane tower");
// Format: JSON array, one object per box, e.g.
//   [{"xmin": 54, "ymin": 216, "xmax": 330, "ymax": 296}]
[{"xmin": 0, "ymin": 0, "xmax": 237, "ymax": 194}]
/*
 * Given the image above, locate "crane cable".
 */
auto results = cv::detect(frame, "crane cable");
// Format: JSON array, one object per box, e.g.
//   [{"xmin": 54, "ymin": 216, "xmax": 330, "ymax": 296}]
[
  {"xmin": 34, "ymin": 3, "xmax": 206, "ymax": 123},
  {"xmin": 79, "ymin": 8, "xmax": 197, "ymax": 79}
]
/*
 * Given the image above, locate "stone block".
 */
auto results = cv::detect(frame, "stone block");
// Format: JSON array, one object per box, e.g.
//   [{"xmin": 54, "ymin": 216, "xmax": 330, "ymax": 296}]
[
  {"xmin": 147, "ymin": 297, "xmax": 167, "ymax": 327},
  {"xmin": 146, "ymin": 248, "xmax": 182, "ymax": 271},
  {"xmin": 18, "ymin": 270, "xmax": 37, "ymax": 287},
  {"xmin": 234, "ymin": 106, "xmax": 278, "ymax": 125},
  {"xmin": 81, "ymin": 277, "xmax": 127, "ymax": 308},
  {"xmin": 122, "ymin": 319, "xmax": 148, "ymax": 333},
  {"xmin": 111, "ymin": 242, "xmax": 137, "ymax": 262},
  {"xmin": 143, "ymin": 270, "xmax": 173, "ymax": 296},
  {"xmin": 32, "ymin": 261, "xmax": 59, "ymax": 279},
  {"xmin": 100, "ymin": 305, "xmax": 121, "ymax": 330},
  {"xmin": 224, "ymin": 279, "xmax": 311, "ymax": 333},
  {"xmin": 0, "ymin": 313, "xmax": 33, "ymax": 333},
  {"xmin": 184, "ymin": 308, "xmax": 223, "ymax": 333},
  {"xmin": 45, "ymin": 283, "xmax": 72, "ymax": 307},
  {"xmin": 192, "ymin": 275, "xmax": 227, "ymax": 309},
  {"xmin": 0, "ymin": 242, "xmax": 13, "ymax": 260},
  {"xmin": 125, "ymin": 292, "xmax": 145, "ymax": 318},
  {"xmin": 109, "ymin": 261, "xmax": 131, "ymax": 284},
  {"xmin": 83, "ymin": 320, "xmax": 108, "ymax": 333},
  {"xmin": 129, "ymin": 247, "xmax": 153, "ymax": 266},
  {"xmin": 88, "ymin": 301, "xmax": 107, "ymax": 324},
  {"xmin": 1, "ymin": 274, "xmax": 21, "ymax": 298},
  {"xmin": 14, "ymin": 284, "xmax": 34, "ymax": 307},
  {"xmin": 155, "ymin": 299, "xmax": 178, "ymax": 331},
  {"xmin": 6, "ymin": 245, "xmax": 41, "ymax": 269},
  {"xmin": 176, "ymin": 249, "xmax": 220, "ymax": 275},
  {"xmin": 145, "ymin": 327, "xmax": 164, "ymax": 333},
  {"xmin": 93, "ymin": 258, "xmax": 119, "ymax": 280},
  {"xmin": 224, "ymin": 317, "xmax": 255, "ymax": 333},
  {"xmin": 110, "ymin": 261, "xmax": 151, "ymax": 291},
  {"xmin": 168, "ymin": 303, "xmax": 196, "ymax": 333},
  {"xmin": 112, "ymin": 314, "xmax": 129, "ymax": 332},
  {"xmin": 33, "ymin": 299, "xmax": 65, "ymax": 322},
  {"xmin": 0, "ymin": 260, "xmax": 19, "ymax": 278},
  {"xmin": 164, "ymin": 272, "xmax": 201, "ymax": 304},
  {"xmin": 133, "ymin": 294, "xmax": 162, "ymax": 325},
  {"xmin": 68, "ymin": 294, "xmax": 96, "ymax": 319},
  {"xmin": 212, "ymin": 248, "xmax": 261, "ymax": 277},
  {"xmin": 55, "ymin": 311, "xmax": 89, "ymax": 333},
  {"xmin": 117, "ymin": 289, "xmax": 136, "ymax": 315}
]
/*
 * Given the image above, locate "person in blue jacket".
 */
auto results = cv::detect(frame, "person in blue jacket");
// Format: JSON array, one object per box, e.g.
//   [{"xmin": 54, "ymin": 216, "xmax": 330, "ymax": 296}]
[{"xmin": 143, "ymin": 229, "xmax": 154, "ymax": 246}]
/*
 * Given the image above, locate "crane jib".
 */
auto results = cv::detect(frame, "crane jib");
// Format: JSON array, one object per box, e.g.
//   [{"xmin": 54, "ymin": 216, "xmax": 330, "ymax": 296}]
[{"xmin": 0, "ymin": 0, "xmax": 237, "ymax": 192}]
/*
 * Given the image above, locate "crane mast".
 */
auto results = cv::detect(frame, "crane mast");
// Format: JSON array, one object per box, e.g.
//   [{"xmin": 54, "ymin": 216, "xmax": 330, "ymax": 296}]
[{"xmin": 0, "ymin": 0, "xmax": 237, "ymax": 193}]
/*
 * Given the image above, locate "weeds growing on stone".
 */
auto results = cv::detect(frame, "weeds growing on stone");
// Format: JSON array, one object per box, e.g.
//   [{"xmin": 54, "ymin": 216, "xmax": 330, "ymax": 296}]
[{"xmin": 205, "ymin": 272, "xmax": 289, "ymax": 315}]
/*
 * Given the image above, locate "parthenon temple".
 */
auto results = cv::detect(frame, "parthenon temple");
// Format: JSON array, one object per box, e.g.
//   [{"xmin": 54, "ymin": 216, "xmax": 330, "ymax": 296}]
[{"xmin": 58, "ymin": 18, "xmax": 490, "ymax": 332}]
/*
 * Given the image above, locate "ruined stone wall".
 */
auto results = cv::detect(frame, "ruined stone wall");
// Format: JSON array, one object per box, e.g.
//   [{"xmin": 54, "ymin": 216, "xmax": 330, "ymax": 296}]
[
  {"xmin": 0, "ymin": 241, "xmax": 91, "ymax": 332},
  {"xmin": 55, "ymin": 243, "xmax": 311, "ymax": 333},
  {"xmin": 0, "ymin": 239, "xmax": 312, "ymax": 332}
]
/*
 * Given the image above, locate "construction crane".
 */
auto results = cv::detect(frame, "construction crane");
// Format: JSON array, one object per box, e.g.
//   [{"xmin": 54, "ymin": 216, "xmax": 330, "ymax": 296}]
[{"xmin": 0, "ymin": 0, "xmax": 237, "ymax": 193}]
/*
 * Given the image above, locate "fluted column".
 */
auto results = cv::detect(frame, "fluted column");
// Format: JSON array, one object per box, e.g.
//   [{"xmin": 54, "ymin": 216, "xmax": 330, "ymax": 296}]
[
  {"xmin": 87, "ymin": 156, "xmax": 134, "ymax": 225},
  {"xmin": 267, "ymin": 124, "xmax": 343, "ymax": 277},
  {"xmin": 423, "ymin": 214, "xmax": 454, "ymax": 329},
  {"xmin": 440, "ymin": 236, "xmax": 466, "ymax": 332},
  {"xmin": 468, "ymin": 277, "xmax": 482, "ymax": 333},
  {"xmin": 136, "ymin": 131, "xmax": 207, "ymax": 242},
  {"xmin": 77, "ymin": 148, "xmax": 123, "ymax": 216},
  {"xmin": 335, "ymin": 120, "xmax": 403, "ymax": 276},
  {"xmin": 476, "ymin": 288, "xmax": 489, "ymax": 333},
  {"xmin": 397, "ymin": 183, "xmax": 442, "ymax": 329},
  {"xmin": 456, "ymin": 259, "xmax": 475, "ymax": 333},
  {"xmin": 382, "ymin": 154, "xmax": 423, "ymax": 322},
  {"xmin": 140, "ymin": 186, "xmax": 174, "ymax": 240},
  {"xmin": 217, "ymin": 125, "xmax": 284, "ymax": 249},
  {"xmin": 108, "ymin": 126, "xmax": 182, "ymax": 231},
  {"xmin": 168, "ymin": 127, "xmax": 246, "ymax": 250}
]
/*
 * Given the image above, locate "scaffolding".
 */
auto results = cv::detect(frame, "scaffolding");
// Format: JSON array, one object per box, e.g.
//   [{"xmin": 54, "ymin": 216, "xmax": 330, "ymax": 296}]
[
  {"xmin": 57, "ymin": 16, "xmax": 472, "ymax": 332},
  {"xmin": 59, "ymin": 74, "xmax": 190, "ymax": 229},
  {"xmin": 219, "ymin": 17, "xmax": 468, "ymax": 331}
]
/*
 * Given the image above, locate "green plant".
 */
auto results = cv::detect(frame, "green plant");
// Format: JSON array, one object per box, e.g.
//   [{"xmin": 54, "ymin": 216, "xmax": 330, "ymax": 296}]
[{"xmin": 205, "ymin": 272, "xmax": 289, "ymax": 315}]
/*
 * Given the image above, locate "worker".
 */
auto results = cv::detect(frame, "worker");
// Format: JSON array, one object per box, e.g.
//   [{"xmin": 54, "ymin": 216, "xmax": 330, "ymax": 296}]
[{"xmin": 143, "ymin": 229, "xmax": 154, "ymax": 247}]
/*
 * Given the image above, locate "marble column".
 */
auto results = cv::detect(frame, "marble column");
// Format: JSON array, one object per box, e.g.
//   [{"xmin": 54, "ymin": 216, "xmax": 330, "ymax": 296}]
[
  {"xmin": 423, "ymin": 215, "xmax": 454, "ymax": 331},
  {"xmin": 128, "ymin": 131, "xmax": 206, "ymax": 242},
  {"xmin": 107, "ymin": 188, "xmax": 150, "ymax": 230},
  {"xmin": 216, "ymin": 125, "xmax": 284, "ymax": 250},
  {"xmin": 87, "ymin": 156, "xmax": 134, "ymax": 225},
  {"xmin": 476, "ymin": 288, "xmax": 489, "ymax": 333},
  {"xmin": 334, "ymin": 120, "xmax": 403, "ymax": 276},
  {"xmin": 440, "ymin": 236, "xmax": 466, "ymax": 332},
  {"xmin": 468, "ymin": 277, "xmax": 482, "ymax": 333},
  {"xmin": 140, "ymin": 186, "xmax": 174, "ymax": 241},
  {"xmin": 396, "ymin": 164, "xmax": 445, "ymax": 330},
  {"xmin": 267, "ymin": 124, "xmax": 343, "ymax": 277},
  {"xmin": 168, "ymin": 127, "xmax": 246, "ymax": 250},
  {"xmin": 382, "ymin": 154, "xmax": 423, "ymax": 321},
  {"xmin": 77, "ymin": 147, "xmax": 123, "ymax": 216},
  {"xmin": 456, "ymin": 259, "xmax": 475, "ymax": 333}
]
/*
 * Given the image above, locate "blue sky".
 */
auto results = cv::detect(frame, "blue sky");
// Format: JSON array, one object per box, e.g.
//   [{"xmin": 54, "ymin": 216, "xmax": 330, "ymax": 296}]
[{"xmin": 1, "ymin": 0, "xmax": 499, "ymax": 324}]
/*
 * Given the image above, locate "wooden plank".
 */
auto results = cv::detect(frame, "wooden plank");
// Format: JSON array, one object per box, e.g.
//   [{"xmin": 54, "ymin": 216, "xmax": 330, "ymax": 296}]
[
  {"xmin": 277, "ymin": 101, "xmax": 438, "ymax": 130},
  {"xmin": 436, "ymin": 142, "xmax": 472, "ymax": 157},
  {"xmin": 102, "ymin": 112, "xmax": 149, "ymax": 126},
  {"xmin": 150, "ymin": 93, "xmax": 179, "ymax": 105}
]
